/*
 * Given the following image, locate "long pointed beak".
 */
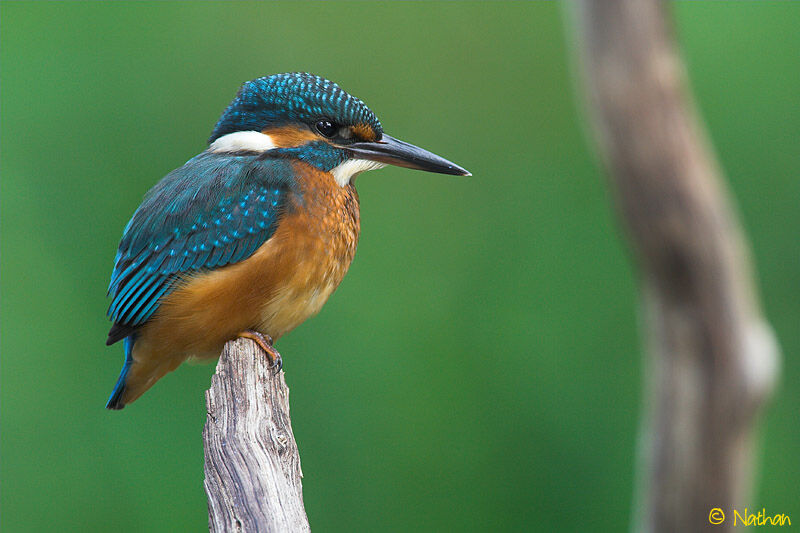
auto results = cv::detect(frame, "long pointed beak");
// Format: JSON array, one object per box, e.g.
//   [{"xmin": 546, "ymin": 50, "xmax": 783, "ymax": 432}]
[{"xmin": 346, "ymin": 134, "xmax": 471, "ymax": 176}]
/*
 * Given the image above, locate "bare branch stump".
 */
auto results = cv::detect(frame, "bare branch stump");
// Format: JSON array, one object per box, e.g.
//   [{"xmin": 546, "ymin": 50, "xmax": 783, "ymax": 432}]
[
  {"xmin": 571, "ymin": 1, "xmax": 780, "ymax": 531},
  {"xmin": 203, "ymin": 338, "xmax": 310, "ymax": 532}
]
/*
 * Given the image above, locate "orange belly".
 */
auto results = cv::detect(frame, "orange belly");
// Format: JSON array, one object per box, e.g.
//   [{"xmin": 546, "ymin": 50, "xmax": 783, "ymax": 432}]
[{"xmin": 119, "ymin": 163, "xmax": 360, "ymax": 404}]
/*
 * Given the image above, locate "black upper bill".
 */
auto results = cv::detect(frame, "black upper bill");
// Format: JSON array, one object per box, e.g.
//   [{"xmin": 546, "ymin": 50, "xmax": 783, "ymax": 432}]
[{"xmin": 346, "ymin": 134, "xmax": 471, "ymax": 176}]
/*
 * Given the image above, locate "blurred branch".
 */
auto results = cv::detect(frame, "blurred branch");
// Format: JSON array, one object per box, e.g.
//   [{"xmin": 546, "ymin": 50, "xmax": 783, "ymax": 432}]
[
  {"xmin": 203, "ymin": 338, "xmax": 310, "ymax": 532},
  {"xmin": 571, "ymin": 0, "xmax": 779, "ymax": 531}
]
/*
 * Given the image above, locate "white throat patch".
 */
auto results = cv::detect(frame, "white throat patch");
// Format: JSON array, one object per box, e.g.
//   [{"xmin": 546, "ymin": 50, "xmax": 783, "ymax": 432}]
[
  {"xmin": 208, "ymin": 131, "xmax": 277, "ymax": 153},
  {"xmin": 330, "ymin": 159, "xmax": 386, "ymax": 187}
]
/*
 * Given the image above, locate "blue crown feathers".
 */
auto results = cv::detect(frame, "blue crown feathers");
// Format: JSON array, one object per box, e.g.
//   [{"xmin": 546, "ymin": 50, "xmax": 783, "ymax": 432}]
[{"xmin": 209, "ymin": 73, "xmax": 383, "ymax": 143}]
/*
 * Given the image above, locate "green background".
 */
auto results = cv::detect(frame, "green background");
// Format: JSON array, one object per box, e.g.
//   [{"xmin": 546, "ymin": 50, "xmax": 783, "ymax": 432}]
[{"xmin": 2, "ymin": 2, "xmax": 798, "ymax": 531}]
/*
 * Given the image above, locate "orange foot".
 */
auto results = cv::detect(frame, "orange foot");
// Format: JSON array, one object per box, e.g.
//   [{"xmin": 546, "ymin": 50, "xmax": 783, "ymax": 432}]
[{"xmin": 238, "ymin": 330, "xmax": 283, "ymax": 373}]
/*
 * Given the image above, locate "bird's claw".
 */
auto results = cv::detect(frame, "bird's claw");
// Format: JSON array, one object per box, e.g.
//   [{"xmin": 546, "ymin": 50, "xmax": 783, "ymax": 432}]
[
  {"xmin": 270, "ymin": 352, "xmax": 283, "ymax": 374},
  {"xmin": 238, "ymin": 330, "xmax": 283, "ymax": 374}
]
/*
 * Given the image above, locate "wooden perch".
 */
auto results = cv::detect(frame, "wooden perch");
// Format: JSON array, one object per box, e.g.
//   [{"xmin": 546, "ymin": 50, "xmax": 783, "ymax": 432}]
[
  {"xmin": 203, "ymin": 338, "xmax": 310, "ymax": 532},
  {"xmin": 571, "ymin": 1, "xmax": 779, "ymax": 531}
]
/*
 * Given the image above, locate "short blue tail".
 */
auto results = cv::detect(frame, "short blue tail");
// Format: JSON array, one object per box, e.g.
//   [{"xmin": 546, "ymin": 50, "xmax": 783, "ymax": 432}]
[{"xmin": 106, "ymin": 335, "xmax": 136, "ymax": 410}]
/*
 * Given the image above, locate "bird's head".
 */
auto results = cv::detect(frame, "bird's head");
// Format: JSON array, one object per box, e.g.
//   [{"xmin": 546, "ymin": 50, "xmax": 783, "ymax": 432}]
[{"xmin": 208, "ymin": 73, "xmax": 470, "ymax": 185}]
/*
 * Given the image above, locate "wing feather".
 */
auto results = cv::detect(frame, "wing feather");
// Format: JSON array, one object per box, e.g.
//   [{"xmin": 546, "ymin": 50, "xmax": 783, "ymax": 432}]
[{"xmin": 106, "ymin": 152, "xmax": 297, "ymax": 344}]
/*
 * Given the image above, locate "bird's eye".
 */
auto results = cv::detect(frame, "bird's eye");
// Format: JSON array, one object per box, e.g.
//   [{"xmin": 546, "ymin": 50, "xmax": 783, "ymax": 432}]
[{"xmin": 315, "ymin": 120, "xmax": 337, "ymax": 138}]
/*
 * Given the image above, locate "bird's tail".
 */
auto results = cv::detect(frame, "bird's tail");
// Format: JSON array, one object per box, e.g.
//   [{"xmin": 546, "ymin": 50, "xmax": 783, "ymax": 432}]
[
  {"xmin": 106, "ymin": 335, "xmax": 180, "ymax": 410},
  {"xmin": 106, "ymin": 335, "xmax": 136, "ymax": 410}
]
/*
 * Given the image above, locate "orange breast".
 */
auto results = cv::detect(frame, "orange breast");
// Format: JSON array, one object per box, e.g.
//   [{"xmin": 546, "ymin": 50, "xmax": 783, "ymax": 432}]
[
  {"xmin": 255, "ymin": 162, "xmax": 361, "ymax": 337},
  {"xmin": 140, "ymin": 161, "xmax": 360, "ymax": 360}
]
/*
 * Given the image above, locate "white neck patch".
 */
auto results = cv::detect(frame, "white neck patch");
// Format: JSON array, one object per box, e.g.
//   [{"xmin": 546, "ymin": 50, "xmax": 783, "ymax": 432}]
[
  {"xmin": 330, "ymin": 159, "xmax": 386, "ymax": 187},
  {"xmin": 208, "ymin": 131, "xmax": 277, "ymax": 153}
]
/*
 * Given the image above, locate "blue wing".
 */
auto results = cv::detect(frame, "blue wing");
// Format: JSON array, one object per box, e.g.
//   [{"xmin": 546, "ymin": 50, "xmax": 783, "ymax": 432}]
[{"xmin": 106, "ymin": 151, "xmax": 297, "ymax": 344}]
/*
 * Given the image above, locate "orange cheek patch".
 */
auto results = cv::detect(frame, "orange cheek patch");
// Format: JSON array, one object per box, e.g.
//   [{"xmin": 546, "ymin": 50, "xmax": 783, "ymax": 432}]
[
  {"xmin": 263, "ymin": 126, "xmax": 319, "ymax": 148},
  {"xmin": 351, "ymin": 123, "xmax": 378, "ymax": 142}
]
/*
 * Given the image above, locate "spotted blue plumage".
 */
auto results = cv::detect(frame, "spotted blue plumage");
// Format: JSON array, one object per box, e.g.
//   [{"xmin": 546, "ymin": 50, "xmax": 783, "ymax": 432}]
[
  {"xmin": 277, "ymin": 141, "xmax": 348, "ymax": 172},
  {"xmin": 106, "ymin": 151, "xmax": 298, "ymax": 344},
  {"xmin": 209, "ymin": 72, "xmax": 383, "ymax": 143}
]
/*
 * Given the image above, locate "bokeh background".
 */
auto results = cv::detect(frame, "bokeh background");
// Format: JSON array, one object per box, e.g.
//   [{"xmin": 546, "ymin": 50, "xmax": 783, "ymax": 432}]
[{"xmin": 2, "ymin": 2, "xmax": 798, "ymax": 531}]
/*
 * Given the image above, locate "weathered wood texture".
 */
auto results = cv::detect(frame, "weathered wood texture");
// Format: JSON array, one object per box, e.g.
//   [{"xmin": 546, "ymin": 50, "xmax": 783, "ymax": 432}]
[
  {"xmin": 572, "ymin": 1, "xmax": 779, "ymax": 531},
  {"xmin": 203, "ymin": 338, "xmax": 310, "ymax": 532}
]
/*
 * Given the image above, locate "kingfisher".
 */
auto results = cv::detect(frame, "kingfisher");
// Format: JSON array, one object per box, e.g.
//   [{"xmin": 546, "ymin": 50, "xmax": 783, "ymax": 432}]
[{"xmin": 104, "ymin": 72, "xmax": 469, "ymax": 409}]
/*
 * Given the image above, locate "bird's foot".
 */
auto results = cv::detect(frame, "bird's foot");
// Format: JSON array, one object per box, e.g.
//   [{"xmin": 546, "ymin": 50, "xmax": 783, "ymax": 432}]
[{"xmin": 238, "ymin": 330, "xmax": 283, "ymax": 373}]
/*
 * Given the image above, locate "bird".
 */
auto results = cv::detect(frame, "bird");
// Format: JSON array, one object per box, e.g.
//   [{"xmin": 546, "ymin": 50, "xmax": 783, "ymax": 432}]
[{"xmin": 104, "ymin": 72, "xmax": 469, "ymax": 409}]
